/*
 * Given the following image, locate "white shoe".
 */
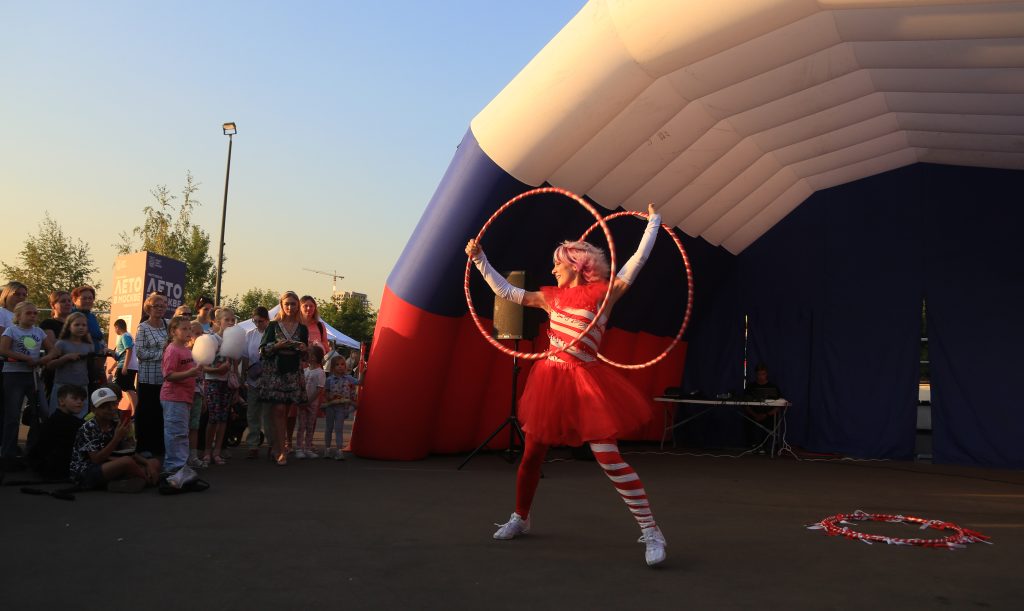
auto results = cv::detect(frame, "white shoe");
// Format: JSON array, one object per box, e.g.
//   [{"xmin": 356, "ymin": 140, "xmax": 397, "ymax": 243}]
[
  {"xmin": 639, "ymin": 525, "xmax": 667, "ymax": 566},
  {"xmin": 493, "ymin": 512, "xmax": 530, "ymax": 540},
  {"xmin": 166, "ymin": 465, "xmax": 198, "ymax": 489},
  {"xmin": 305, "ymin": 449, "xmax": 319, "ymax": 458},
  {"xmin": 295, "ymin": 450, "xmax": 307, "ymax": 459}
]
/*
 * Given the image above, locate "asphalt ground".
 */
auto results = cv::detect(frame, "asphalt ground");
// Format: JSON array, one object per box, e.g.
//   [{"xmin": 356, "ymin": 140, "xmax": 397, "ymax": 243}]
[{"xmin": 3, "ymin": 432, "xmax": 1023, "ymax": 611}]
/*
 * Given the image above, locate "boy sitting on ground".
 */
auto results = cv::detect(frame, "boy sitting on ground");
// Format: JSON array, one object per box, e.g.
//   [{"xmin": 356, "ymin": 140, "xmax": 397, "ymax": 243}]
[
  {"xmin": 69, "ymin": 387, "xmax": 161, "ymax": 492},
  {"xmin": 28, "ymin": 384, "xmax": 87, "ymax": 480}
]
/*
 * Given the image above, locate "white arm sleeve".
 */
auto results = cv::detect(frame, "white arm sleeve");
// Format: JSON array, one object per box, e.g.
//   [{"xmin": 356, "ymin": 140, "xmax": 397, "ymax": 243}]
[
  {"xmin": 472, "ymin": 251, "xmax": 525, "ymax": 304},
  {"xmin": 616, "ymin": 213, "xmax": 661, "ymax": 285}
]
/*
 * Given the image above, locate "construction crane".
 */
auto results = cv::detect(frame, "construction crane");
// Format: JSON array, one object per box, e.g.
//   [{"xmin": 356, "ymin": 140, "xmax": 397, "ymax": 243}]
[{"xmin": 303, "ymin": 268, "xmax": 345, "ymax": 295}]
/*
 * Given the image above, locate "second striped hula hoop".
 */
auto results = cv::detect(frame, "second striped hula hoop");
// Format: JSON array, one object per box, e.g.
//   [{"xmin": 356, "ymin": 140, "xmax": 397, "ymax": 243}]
[{"xmin": 579, "ymin": 210, "xmax": 694, "ymax": 370}]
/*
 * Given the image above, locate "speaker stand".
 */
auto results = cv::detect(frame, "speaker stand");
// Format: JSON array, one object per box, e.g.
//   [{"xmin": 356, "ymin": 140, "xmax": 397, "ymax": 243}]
[{"xmin": 458, "ymin": 339, "xmax": 527, "ymax": 469}]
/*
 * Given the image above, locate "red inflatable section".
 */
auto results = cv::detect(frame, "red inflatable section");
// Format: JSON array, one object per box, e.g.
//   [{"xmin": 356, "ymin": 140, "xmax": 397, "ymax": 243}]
[{"xmin": 351, "ymin": 287, "xmax": 687, "ymax": 460}]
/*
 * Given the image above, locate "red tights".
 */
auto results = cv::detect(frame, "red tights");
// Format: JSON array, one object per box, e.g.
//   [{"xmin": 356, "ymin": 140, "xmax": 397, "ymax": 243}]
[{"xmin": 515, "ymin": 437, "xmax": 656, "ymax": 530}]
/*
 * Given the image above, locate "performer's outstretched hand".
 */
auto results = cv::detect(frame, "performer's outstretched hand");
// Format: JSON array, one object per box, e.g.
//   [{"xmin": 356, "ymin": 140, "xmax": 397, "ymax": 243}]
[
  {"xmin": 465, "ymin": 239, "xmax": 482, "ymax": 259},
  {"xmin": 647, "ymin": 202, "xmax": 657, "ymax": 216}
]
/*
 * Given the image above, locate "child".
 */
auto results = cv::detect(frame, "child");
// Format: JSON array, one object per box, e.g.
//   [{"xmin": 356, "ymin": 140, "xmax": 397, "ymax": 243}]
[
  {"xmin": 107, "ymin": 318, "xmax": 138, "ymax": 392},
  {"xmin": 322, "ymin": 355, "xmax": 359, "ymax": 460},
  {"xmin": 46, "ymin": 312, "xmax": 95, "ymax": 419},
  {"xmin": 186, "ymin": 320, "xmax": 206, "ymax": 468},
  {"xmin": 202, "ymin": 308, "xmax": 237, "ymax": 465},
  {"xmin": 69, "ymin": 386, "xmax": 160, "ymax": 491},
  {"xmin": 0, "ymin": 301, "xmax": 55, "ymax": 467},
  {"xmin": 28, "ymin": 384, "xmax": 86, "ymax": 479},
  {"xmin": 296, "ymin": 344, "xmax": 325, "ymax": 459},
  {"xmin": 160, "ymin": 315, "xmax": 204, "ymax": 476}
]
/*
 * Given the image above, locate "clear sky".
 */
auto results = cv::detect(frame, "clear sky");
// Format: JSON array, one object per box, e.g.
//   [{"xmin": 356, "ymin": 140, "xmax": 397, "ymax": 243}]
[{"xmin": 1, "ymin": 0, "xmax": 586, "ymax": 308}]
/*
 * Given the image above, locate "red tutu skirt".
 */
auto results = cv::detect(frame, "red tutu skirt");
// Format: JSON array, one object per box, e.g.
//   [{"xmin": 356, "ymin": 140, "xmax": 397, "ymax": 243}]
[{"xmin": 518, "ymin": 359, "xmax": 653, "ymax": 446}]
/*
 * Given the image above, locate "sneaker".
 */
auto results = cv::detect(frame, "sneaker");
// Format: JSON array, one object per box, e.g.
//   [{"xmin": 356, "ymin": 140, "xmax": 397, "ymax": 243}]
[
  {"xmin": 305, "ymin": 449, "xmax": 319, "ymax": 459},
  {"xmin": 493, "ymin": 512, "xmax": 530, "ymax": 540},
  {"xmin": 334, "ymin": 450, "xmax": 346, "ymax": 461},
  {"xmin": 295, "ymin": 450, "xmax": 307, "ymax": 459},
  {"xmin": 323, "ymin": 448, "xmax": 334, "ymax": 459},
  {"xmin": 165, "ymin": 467, "xmax": 195, "ymax": 489},
  {"xmin": 107, "ymin": 477, "xmax": 145, "ymax": 493},
  {"xmin": 186, "ymin": 455, "xmax": 207, "ymax": 469},
  {"xmin": 638, "ymin": 525, "xmax": 668, "ymax": 566}
]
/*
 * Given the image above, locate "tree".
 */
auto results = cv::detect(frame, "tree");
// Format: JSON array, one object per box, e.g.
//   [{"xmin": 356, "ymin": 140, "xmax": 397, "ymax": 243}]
[
  {"xmin": 2, "ymin": 213, "xmax": 102, "ymax": 308},
  {"xmin": 115, "ymin": 171, "xmax": 219, "ymax": 306},
  {"xmin": 319, "ymin": 293, "xmax": 377, "ymax": 345},
  {"xmin": 222, "ymin": 288, "xmax": 279, "ymax": 318}
]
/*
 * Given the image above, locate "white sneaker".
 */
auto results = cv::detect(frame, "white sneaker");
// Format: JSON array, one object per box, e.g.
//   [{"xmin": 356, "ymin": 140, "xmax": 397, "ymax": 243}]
[
  {"xmin": 166, "ymin": 465, "xmax": 198, "ymax": 489},
  {"xmin": 295, "ymin": 450, "xmax": 307, "ymax": 459},
  {"xmin": 493, "ymin": 512, "xmax": 530, "ymax": 540},
  {"xmin": 305, "ymin": 449, "xmax": 319, "ymax": 459},
  {"xmin": 639, "ymin": 525, "xmax": 667, "ymax": 566}
]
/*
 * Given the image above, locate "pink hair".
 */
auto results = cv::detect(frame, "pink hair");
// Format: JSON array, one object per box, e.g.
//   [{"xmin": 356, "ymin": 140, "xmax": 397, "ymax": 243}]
[{"xmin": 553, "ymin": 241, "xmax": 610, "ymax": 284}]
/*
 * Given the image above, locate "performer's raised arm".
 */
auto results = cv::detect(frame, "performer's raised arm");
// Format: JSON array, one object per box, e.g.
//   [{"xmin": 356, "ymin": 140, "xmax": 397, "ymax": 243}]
[
  {"xmin": 465, "ymin": 240, "xmax": 525, "ymax": 304},
  {"xmin": 616, "ymin": 203, "xmax": 661, "ymax": 287}
]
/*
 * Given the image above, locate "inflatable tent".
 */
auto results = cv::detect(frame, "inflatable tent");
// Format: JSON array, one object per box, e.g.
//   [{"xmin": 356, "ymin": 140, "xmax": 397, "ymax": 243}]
[{"xmin": 353, "ymin": 0, "xmax": 1024, "ymax": 466}]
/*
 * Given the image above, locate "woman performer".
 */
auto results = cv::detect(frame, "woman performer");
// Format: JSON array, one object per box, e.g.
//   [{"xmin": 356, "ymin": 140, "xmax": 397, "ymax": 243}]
[{"xmin": 465, "ymin": 203, "xmax": 667, "ymax": 567}]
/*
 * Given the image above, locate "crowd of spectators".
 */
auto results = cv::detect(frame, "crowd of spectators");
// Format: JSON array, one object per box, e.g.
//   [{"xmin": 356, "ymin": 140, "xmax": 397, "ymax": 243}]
[{"xmin": 0, "ymin": 281, "xmax": 362, "ymax": 492}]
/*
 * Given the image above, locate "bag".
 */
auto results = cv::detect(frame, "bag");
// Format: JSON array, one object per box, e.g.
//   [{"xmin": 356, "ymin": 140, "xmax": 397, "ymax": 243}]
[{"xmin": 227, "ymin": 366, "xmax": 241, "ymax": 390}]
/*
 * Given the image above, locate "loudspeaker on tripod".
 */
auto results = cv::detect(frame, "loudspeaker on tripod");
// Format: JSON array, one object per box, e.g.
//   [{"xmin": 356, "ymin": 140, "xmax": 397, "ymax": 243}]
[{"xmin": 493, "ymin": 270, "xmax": 525, "ymax": 340}]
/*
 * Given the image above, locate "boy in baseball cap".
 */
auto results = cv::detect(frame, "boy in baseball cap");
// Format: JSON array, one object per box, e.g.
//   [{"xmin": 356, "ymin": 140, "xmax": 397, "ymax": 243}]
[{"xmin": 68, "ymin": 387, "xmax": 160, "ymax": 492}]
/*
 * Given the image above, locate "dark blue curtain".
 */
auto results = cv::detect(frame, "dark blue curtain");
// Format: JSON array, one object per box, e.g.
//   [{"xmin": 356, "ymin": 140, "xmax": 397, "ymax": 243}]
[
  {"xmin": 921, "ymin": 165, "xmax": 1024, "ymax": 468},
  {"xmin": 682, "ymin": 163, "xmax": 1024, "ymax": 466}
]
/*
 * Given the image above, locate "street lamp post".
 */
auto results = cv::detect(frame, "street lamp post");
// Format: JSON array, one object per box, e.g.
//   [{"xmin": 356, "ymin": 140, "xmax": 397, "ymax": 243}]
[{"xmin": 215, "ymin": 121, "xmax": 237, "ymax": 306}]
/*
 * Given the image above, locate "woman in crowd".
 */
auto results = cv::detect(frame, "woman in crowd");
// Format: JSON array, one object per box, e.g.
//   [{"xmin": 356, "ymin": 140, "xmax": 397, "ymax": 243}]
[
  {"xmin": 71, "ymin": 285, "xmax": 110, "ymax": 393},
  {"xmin": 135, "ymin": 292, "xmax": 169, "ymax": 455},
  {"xmin": 194, "ymin": 296, "xmax": 215, "ymax": 333},
  {"xmin": 40, "ymin": 290, "xmax": 73, "ymax": 342},
  {"xmin": 299, "ymin": 295, "xmax": 329, "ymax": 354},
  {"xmin": 258, "ymin": 291, "xmax": 308, "ymax": 466}
]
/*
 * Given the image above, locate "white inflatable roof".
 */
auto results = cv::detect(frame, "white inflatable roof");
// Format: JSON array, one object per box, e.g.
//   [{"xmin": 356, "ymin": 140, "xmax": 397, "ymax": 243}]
[{"xmin": 471, "ymin": 0, "xmax": 1024, "ymax": 253}]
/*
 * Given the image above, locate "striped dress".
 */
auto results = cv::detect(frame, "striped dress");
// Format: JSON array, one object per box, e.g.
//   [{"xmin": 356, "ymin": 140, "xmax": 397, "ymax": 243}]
[{"xmin": 518, "ymin": 282, "xmax": 653, "ymax": 446}]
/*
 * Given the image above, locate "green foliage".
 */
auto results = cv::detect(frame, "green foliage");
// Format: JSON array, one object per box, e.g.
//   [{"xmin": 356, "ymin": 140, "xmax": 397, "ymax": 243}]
[
  {"xmin": 2, "ymin": 213, "xmax": 101, "ymax": 308},
  {"xmin": 222, "ymin": 288, "xmax": 279, "ymax": 318},
  {"xmin": 115, "ymin": 171, "xmax": 219, "ymax": 307},
  {"xmin": 318, "ymin": 294, "xmax": 377, "ymax": 345}
]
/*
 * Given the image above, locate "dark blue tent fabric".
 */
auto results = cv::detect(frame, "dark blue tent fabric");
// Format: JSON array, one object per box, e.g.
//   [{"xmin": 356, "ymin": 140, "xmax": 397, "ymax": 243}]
[
  {"xmin": 921, "ymin": 165, "xmax": 1024, "ymax": 468},
  {"xmin": 675, "ymin": 237, "xmax": 746, "ymax": 448},
  {"xmin": 681, "ymin": 163, "xmax": 1024, "ymax": 466}
]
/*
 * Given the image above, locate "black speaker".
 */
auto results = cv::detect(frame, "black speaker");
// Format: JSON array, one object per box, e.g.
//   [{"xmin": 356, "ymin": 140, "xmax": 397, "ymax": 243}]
[{"xmin": 493, "ymin": 270, "xmax": 525, "ymax": 340}]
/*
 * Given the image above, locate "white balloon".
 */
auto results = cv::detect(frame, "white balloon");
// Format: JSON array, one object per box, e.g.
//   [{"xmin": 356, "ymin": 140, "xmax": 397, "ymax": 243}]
[
  {"xmin": 220, "ymin": 325, "xmax": 247, "ymax": 359},
  {"xmin": 192, "ymin": 334, "xmax": 219, "ymax": 366}
]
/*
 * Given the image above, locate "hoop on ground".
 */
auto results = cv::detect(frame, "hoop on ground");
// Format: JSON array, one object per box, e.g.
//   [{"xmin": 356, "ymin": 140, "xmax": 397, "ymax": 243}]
[
  {"xmin": 579, "ymin": 211, "xmax": 693, "ymax": 370},
  {"xmin": 465, "ymin": 187, "xmax": 617, "ymax": 361},
  {"xmin": 807, "ymin": 510, "xmax": 991, "ymax": 549}
]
